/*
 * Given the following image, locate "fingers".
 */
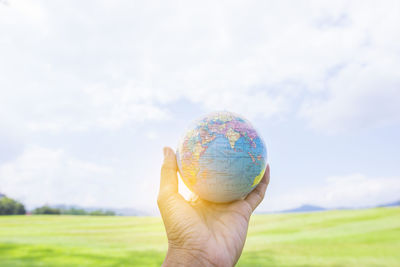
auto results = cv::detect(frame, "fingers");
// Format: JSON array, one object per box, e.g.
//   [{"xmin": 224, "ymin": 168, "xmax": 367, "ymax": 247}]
[
  {"xmin": 158, "ymin": 147, "xmax": 179, "ymax": 205},
  {"xmin": 245, "ymin": 164, "xmax": 270, "ymax": 212}
]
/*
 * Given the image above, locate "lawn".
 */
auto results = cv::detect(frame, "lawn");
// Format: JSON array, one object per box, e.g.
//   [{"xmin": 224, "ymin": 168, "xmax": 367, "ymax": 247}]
[{"xmin": 0, "ymin": 207, "xmax": 399, "ymax": 266}]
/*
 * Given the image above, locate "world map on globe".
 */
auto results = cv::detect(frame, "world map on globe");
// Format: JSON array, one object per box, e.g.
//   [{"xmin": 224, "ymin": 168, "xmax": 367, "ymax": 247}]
[{"xmin": 176, "ymin": 111, "xmax": 267, "ymax": 203}]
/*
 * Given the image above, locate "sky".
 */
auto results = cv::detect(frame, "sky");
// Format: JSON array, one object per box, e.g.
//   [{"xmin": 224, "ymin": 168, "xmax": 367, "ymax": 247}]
[{"xmin": 0, "ymin": 0, "xmax": 399, "ymax": 214}]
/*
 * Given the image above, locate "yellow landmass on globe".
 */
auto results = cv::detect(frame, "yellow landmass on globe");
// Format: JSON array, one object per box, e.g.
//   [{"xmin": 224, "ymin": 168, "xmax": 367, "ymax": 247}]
[{"xmin": 252, "ymin": 167, "xmax": 266, "ymax": 187}]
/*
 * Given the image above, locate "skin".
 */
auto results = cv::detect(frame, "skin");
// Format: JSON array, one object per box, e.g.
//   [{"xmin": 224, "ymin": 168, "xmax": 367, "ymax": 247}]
[{"xmin": 158, "ymin": 147, "xmax": 270, "ymax": 267}]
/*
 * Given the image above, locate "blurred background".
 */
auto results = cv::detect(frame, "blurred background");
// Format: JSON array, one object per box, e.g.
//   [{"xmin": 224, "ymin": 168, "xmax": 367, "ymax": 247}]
[{"xmin": 1, "ymin": 1, "xmax": 399, "ymax": 266}]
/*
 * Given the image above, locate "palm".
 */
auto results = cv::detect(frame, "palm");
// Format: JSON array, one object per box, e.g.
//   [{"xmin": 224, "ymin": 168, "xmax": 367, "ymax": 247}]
[
  {"xmin": 158, "ymin": 147, "xmax": 270, "ymax": 266},
  {"xmin": 165, "ymin": 196, "xmax": 254, "ymax": 265}
]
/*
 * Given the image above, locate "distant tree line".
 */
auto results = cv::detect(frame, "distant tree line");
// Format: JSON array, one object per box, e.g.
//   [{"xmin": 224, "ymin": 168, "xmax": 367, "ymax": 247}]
[
  {"xmin": 0, "ymin": 196, "xmax": 26, "ymax": 215},
  {"xmin": 32, "ymin": 205, "xmax": 115, "ymax": 216},
  {"xmin": 0, "ymin": 194, "xmax": 115, "ymax": 216}
]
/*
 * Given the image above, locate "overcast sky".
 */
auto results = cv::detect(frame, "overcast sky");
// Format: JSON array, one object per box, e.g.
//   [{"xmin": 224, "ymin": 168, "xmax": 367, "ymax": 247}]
[{"xmin": 0, "ymin": 0, "xmax": 399, "ymax": 214}]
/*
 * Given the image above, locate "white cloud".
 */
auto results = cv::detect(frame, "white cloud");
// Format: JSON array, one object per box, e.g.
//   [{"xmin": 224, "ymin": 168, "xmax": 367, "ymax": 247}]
[
  {"xmin": 3, "ymin": 146, "xmax": 399, "ymax": 213},
  {"xmin": 265, "ymin": 173, "xmax": 400, "ymax": 211},
  {"xmin": 145, "ymin": 131, "xmax": 159, "ymax": 141},
  {"xmin": 0, "ymin": 146, "xmax": 115, "ymax": 208},
  {"xmin": 299, "ymin": 1, "xmax": 400, "ymax": 133},
  {"xmin": 1, "ymin": 1, "xmax": 399, "ymax": 133},
  {"xmin": 300, "ymin": 61, "xmax": 400, "ymax": 133},
  {"xmin": 0, "ymin": 145, "xmax": 162, "ymax": 212}
]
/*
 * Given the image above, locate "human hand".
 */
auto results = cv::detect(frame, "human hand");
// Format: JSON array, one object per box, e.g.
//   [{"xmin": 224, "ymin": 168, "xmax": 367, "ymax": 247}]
[{"xmin": 158, "ymin": 147, "xmax": 270, "ymax": 267}]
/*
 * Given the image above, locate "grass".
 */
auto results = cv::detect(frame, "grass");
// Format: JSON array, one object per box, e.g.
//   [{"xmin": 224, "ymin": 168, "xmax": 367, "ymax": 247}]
[{"xmin": 0, "ymin": 207, "xmax": 399, "ymax": 266}]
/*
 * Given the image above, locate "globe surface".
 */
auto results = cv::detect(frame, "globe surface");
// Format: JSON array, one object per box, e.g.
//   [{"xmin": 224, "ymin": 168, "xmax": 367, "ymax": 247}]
[{"xmin": 176, "ymin": 111, "xmax": 267, "ymax": 203}]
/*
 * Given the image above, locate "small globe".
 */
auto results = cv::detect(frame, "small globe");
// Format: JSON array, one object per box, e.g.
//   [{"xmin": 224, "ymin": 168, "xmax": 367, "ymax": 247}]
[{"xmin": 176, "ymin": 111, "xmax": 267, "ymax": 203}]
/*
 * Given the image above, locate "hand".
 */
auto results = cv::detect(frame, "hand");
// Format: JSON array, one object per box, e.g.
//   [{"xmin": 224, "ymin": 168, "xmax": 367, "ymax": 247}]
[{"xmin": 158, "ymin": 147, "xmax": 270, "ymax": 267}]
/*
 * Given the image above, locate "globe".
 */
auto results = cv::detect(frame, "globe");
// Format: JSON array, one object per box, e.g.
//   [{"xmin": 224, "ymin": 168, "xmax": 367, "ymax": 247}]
[{"xmin": 176, "ymin": 111, "xmax": 267, "ymax": 203}]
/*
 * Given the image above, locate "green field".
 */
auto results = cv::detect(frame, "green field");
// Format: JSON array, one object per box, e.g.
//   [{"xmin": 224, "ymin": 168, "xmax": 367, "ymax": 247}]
[{"xmin": 0, "ymin": 207, "xmax": 399, "ymax": 266}]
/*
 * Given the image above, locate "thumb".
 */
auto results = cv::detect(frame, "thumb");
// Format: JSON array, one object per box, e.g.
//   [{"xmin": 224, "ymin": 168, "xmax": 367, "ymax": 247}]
[{"xmin": 158, "ymin": 147, "xmax": 179, "ymax": 205}]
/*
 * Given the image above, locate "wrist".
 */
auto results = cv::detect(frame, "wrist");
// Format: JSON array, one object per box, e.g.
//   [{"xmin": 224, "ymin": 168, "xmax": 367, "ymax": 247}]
[{"xmin": 162, "ymin": 246, "xmax": 214, "ymax": 267}]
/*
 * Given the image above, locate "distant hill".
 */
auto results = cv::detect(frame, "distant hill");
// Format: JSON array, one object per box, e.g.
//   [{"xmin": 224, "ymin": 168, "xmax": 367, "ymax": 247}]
[
  {"xmin": 0, "ymin": 193, "xmax": 5, "ymax": 199},
  {"xmin": 280, "ymin": 204, "xmax": 326, "ymax": 213},
  {"xmin": 378, "ymin": 200, "xmax": 400, "ymax": 207},
  {"xmin": 273, "ymin": 200, "xmax": 400, "ymax": 214}
]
